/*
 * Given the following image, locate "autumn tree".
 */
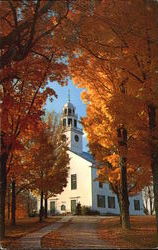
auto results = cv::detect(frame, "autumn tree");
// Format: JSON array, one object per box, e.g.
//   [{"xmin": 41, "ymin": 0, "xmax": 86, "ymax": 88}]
[
  {"xmin": 0, "ymin": 0, "xmax": 73, "ymax": 238},
  {"xmin": 81, "ymin": 95, "xmax": 151, "ymax": 228},
  {"xmin": 0, "ymin": 47, "xmax": 70, "ymax": 238},
  {"xmin": 7, "ymin": 143, "xmax": 37, "ymax": 225},
  {"xmin": 24, "ymin": 112, "xmax": 70, "ymax": 222},
  {"xmin": 69, "ymin": 0, "xmax": 158, "ymax": 231},
  {"xmin": 0, "ymin": 0, "xmax": 72, "ymax": 71},
  {"xmin": 70, "ymin": 48, "xmax": 151, "ymax": 228},
  {"xmin": 0, "ymin": 63, "xmax": 57, "ymax": 238},
  {"xmin": 94, "ymin": 141, "xmax": 152, "ymax": 223},
  {"xmin": 0, "ymin": 0, "xmax": 94, "ymax": 239},
  {"xmin": 0, "ymin": 0, "xmax": 94, "ymax": 240}
]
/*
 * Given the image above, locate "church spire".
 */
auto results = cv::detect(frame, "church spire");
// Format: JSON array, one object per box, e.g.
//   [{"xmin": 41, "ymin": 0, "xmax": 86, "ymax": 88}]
[
  {"xmin": 68, "ymin": 89, "xmax": 70, "ymax": 103},
  {"xmin": 62, "ymin": 98, "xmax": 83, "ymax": 154}
]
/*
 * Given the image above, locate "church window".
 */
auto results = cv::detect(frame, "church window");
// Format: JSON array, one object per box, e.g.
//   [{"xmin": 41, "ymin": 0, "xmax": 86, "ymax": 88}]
[
  {"xmin": 74, "ymin": 135, "xmax": 79, "ymax": 142},
  {"xmin": 68, "ymin": 118, "xmax": 72, "ymax": 126},
  {"xmin": 63, "ymin": 119, "xmax": 66, "ymax": 126},
  {"xmin": 64, "ymin": 109, "xmax": 67, "ymax": 115},
  {"xmin": 61, "ymin": 204, "xmax": 66, "ymax": 211},
  {"xmin": 99, "ymin": 182, "xmax": 103, "ymax": 188},
  {"xmin": 68, "ymin": 108, "xmax": 71, "ymax": 115},
  {"xmin": 73, "ymin": 109, "xmax": 75, "ymax": 114},
  {"xmin": 74, "ymin": 119, "xmax": 77, "ymax": 127},
  {"xmin": 134, "ymin": 200, "xmax": 140, "ymax": 210},
  {"xmin": 108, "ymin": 196, "xmax": 115, "ymax": 209},
  {"xmin": 71, "ymin": 174, "xmax": 77, "ymax": 190},
  {"xmin": 97, "ymin": 195, "xmax": 105, "ymax": 208}
]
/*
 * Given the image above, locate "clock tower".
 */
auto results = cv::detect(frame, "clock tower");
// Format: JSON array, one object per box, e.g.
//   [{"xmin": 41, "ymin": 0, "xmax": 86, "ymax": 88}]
[{"xmin": 61, "ymin": 100, "xmax": 83, "ymax": 154}]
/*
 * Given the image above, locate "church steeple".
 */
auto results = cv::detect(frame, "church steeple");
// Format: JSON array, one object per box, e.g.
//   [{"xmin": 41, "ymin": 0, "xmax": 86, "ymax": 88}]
[
  {"xmin": 62, "ymin": 101, "xmax": 77, "ymax": 128},
  {"xmin": 61, "ymin": 97, "xmax": 83, "ymax": 154},
  {"xmin": 68, "ymin": 89, "xmax": 70, "ymax": 103}
]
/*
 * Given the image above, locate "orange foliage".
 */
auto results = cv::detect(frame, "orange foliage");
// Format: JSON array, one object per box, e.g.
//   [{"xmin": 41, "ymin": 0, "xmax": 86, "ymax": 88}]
[
  {"xmin": 69, "ymin": 0, "xmax": 158, "ymax": 196},
  {"xmin": 18, "ymin": 113, "xmax": 70, "ymax": 198},
  {"xmin": 0, "ymin": 0, "xmax": 77, "ymax": 239}
]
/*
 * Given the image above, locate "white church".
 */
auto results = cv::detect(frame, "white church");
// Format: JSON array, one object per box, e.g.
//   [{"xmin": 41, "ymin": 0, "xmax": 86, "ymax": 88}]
[{"xmin": 38, "ymin": 100, "xmax": 144, "ymax": 216}]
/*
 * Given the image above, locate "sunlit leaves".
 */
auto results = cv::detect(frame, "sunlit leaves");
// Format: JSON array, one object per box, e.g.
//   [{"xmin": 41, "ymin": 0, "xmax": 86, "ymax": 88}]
[
  {"xmin": 24, "ymin": 112, "xmax": 70, "ymax": 198},
  {"xmin": 69, "ymin": 0, "xmax": 157, "ymax": 196}
]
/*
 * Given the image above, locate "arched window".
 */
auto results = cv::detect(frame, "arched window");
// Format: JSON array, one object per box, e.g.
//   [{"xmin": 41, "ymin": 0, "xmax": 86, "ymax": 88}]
[
  {"xmin": 63, "ymin": 119, "xmax": 66, "ymax": 126},
  {"xmin": 68, "ymin": 108, "xmax": 71, "ymax": 115},
  {"xmin": 61, "ymin": 205, "xmax": 66, "ymax": 211},
  {"xmin": 68, "ymin": 118, "xmax": 72, "ymax": 126},
  {"xmin": 64, "ymin": 109, "xmax": 67, "ymax": 114}
]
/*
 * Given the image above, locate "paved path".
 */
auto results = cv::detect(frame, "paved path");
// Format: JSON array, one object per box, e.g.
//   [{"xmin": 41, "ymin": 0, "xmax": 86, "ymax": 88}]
[
  {"xmin": 8, "ymin": 216, "xmax": 112, "ymax": 249},
  {"xmin": 9, "ymin": 216, "xmax": 72, "ymax": 249},
  {"xmin": 44, "ymin": 216, "xmax": 111, "ymax": 249}
]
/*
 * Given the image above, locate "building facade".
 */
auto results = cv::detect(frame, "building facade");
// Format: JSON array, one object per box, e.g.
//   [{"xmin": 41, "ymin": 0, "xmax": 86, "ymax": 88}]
[{"xmin": 38, "ymin": 101, "xmax": 144, "ymax": 215}]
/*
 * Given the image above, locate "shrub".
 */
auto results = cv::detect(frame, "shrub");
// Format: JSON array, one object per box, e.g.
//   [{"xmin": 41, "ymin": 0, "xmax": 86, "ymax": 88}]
[
  {"xmin": 81, "ymin": 206, "xmax": 100, "ymax": 215},
  {"xmin": 76, "ymin": 202, "xmax": 82, "ymax": 215}
]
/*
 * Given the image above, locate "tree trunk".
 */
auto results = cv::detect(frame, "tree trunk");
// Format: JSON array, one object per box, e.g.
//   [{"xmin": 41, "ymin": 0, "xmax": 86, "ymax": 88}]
[
  {"xmin": 7, "ymin": 185, "xmax": 11, "ymax": 220},
  {"xmin": 120, "ymin": 156, "xmax": 130, "ymax": 229},
  {"xmin": 151, "ymin": 158, "xmax": 158, "ymax": 231},
  {"xmin": 44, "ymin": 198, "xmax": 48, "ymax": 218},
  {"xmin": 27, "ymin": 191, "xmax": 30, "ymax": 216},
  {"xmin": 39, "ymin": 190, "xmax": 44, "ymax": 222},
  {"xmin": 0, "ymin": 151, "xmax": 8, "ymax": 240},
  {"xmin": 148, "ymin": 187, "xmax": 153, "ymax": 215},
  {"xmin": 117, "ymin": 126, "xmax": 130, "ymax": 229},
  {"xmin": 116, "ymin": 192, "xmax": 122, "ymax": 225},
  {"xmin": 145, "ymin": 199, "xmax": 149, "ymax": 215},
  {"xmin": 152, "ymin": 200, "xmax": 155, "ymax": 215},
  {"xmin": 11, "ymin": 180, "xmax": 16, "ymax": 225},
  {"xmin": 148, "ymin": 104, "xmax": 158, "ymax": 233}
]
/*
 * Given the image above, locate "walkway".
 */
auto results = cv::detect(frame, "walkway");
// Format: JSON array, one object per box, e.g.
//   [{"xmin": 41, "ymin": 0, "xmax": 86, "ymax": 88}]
[
  {"xmin": 42, "ymin": 216, "xmax": 112, "ymax": 249},
  {"xmin": 9, "ymin": 216, "xmax": 72, "ymax": 249},
  {"xmin": 8, "ymin": 216, "xmax": 112, "ymax": 249}
]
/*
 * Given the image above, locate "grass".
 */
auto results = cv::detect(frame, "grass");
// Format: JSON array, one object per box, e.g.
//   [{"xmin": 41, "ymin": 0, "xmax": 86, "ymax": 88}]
[
  {"xmin": 98, "ymin": 215, "xmax": 158, "ymax": 249},
  {"xmin": 1, "ymin": 216, "xmax": 60, "ymax": 248}
]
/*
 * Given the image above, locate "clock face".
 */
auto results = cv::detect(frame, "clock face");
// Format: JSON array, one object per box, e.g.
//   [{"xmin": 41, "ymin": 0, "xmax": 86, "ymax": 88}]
[{"xmin": 74, "ymin": 134, "xmax": 79, "ymax": 142}]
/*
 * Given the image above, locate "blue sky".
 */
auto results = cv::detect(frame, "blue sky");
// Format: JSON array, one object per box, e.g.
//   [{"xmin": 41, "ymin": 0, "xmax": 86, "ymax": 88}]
[{"xmin": 45, "ymin": 80, "xmax": 88, "ymax": 151}]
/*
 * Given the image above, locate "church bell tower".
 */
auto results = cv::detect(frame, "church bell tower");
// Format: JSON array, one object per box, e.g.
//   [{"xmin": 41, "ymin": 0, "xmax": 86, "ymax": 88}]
[{"xmin": 61, "ymin": 93, "xmax": 83, "ymax": 154}]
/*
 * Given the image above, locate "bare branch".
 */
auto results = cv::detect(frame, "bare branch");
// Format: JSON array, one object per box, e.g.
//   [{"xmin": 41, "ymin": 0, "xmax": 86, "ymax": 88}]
[{"xmin": 31, "ymin": 50, "xmax": 51, "ymax": 61}]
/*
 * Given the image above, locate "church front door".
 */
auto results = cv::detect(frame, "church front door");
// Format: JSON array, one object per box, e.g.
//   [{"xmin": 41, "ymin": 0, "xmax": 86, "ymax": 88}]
[
  {"xmin": 50, "ymin": 201, "xmax": 55, "ymax": 215},
  {"xmin": 71, "ymin": 200, "xmax": 76, "ymax": 214}
]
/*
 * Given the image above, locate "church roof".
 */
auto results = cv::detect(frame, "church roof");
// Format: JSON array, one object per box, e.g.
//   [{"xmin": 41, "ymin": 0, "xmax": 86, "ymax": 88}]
[
  {"xmin": 80, "ymin": 152, "xmax": 95, "ymax": 163},
  {"xmin": 69, "ymin": 150, "xmax": 95, "ymax": 163},
  {"xmin": 63, "ymin": 102, "xmax": 75, "ymax": 109}
]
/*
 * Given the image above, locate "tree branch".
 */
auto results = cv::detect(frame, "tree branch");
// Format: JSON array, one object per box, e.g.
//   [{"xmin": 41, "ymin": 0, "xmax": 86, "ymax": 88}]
[{"xmin": 31, "ymin": 50, "xmax": 53, "ymax": 62}]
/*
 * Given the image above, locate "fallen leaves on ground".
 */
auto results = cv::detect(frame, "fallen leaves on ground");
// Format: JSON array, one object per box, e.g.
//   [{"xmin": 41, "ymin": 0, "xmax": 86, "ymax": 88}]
[
  {"xmin": 3, "ymin": 216, "xmax": 60, "ymax": 248},
  {"xmin": 98, "ymin": 216, "xmax": 158, "ymax": 249},
  {"xmin": 41, "ymin": 219, "xmax": 72, "ymax": 248},
  {"xmin": 42, "ymin": 231, "xmax": 68, "ymax": 248}
]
